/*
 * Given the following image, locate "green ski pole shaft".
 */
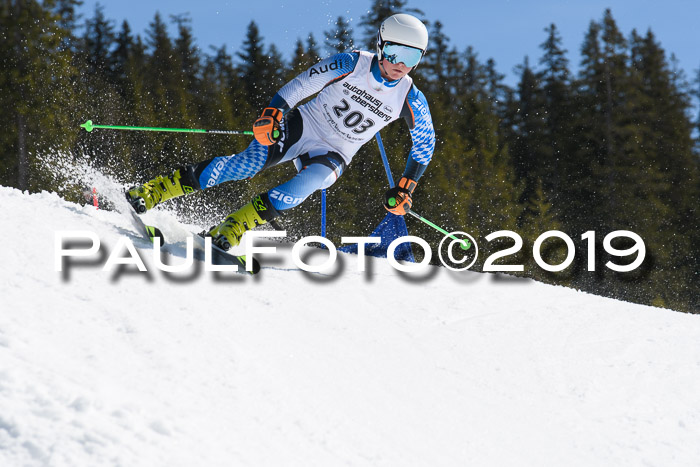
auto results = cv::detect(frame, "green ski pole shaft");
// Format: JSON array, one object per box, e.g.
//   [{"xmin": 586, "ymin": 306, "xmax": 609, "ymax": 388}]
[
  {"xmin": 405, "ymin": 208, "xmax": 471, "ymax": 250},
  {"xmin": 386, "ymin": 197, "xmax": 470, "ymax": 250},
  {"xmin": 80, "ymin": 120, "xmax": 253, "ymax": 136}
]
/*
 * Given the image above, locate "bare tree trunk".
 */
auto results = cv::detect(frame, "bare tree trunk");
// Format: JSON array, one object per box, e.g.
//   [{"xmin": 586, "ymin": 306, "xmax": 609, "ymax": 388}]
[
  {"xmin": 14, "ymin": 0, "xmax": 28, "ymax": 189},
  {"xmin": 17, "ymin": 112, "xmax": 28, "ymax": 190},
  {"xmin": 604, "ymin": 59, "xmax": 617, "ymax": 225}
]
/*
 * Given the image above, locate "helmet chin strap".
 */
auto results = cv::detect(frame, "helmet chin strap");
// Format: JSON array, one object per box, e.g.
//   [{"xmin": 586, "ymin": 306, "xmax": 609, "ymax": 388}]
[
  {"xmin": 378, "ymin": 58, "xmax": 397, "ymax": 82},
  {"xmin": 378, "ymin": 58, "xmax": 389, "ymax": 78}
]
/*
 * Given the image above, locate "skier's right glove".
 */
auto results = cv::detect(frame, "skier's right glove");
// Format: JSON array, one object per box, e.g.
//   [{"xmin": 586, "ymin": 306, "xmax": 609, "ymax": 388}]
[
  {"xmin": 253, "ymin": 107, "xmax": 284, "ymax": 146},
  {"xmin": 384, "ymin": 177, "xmax": 417, "ymax": 216}
]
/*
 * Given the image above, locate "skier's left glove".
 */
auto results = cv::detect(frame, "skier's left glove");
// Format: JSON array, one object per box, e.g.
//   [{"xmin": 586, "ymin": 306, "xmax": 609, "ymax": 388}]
[
  {"xmin": 253, "ymin": 107, "xmax": 284, "ymax": 146},
  {"xmin": 384, "ymin": 177, "xmax": 417, "ymax": 216}
]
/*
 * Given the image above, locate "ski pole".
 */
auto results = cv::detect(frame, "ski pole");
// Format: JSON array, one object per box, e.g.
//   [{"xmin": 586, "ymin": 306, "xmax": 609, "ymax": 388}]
[
  {"xmin": 404, "ymin": 207, "xmax": 471, "ymax": 250},
  {"xmin": 79, "ymin": 120, "xmax": 253, "ymax": 136},
  {"xmin": 376, "ymin": 132, "xmax": 470, "ymax": 250}
]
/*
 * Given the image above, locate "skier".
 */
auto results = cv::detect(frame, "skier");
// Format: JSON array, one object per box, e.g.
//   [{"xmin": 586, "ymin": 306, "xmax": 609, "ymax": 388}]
[{"xmin": 127, "ymin": 13, "xmax": 435, "ymax": 251}]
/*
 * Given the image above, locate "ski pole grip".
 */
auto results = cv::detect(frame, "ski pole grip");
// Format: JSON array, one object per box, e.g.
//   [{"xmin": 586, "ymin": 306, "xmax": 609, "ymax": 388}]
[{"xmin": 80, "ymin": 120, "xmax": 94, "ymax": 132}]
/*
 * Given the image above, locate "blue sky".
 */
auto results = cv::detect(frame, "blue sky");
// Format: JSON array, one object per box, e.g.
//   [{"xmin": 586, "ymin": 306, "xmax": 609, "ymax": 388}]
[{"xmin": 78, "ymin": 0, "xmax": 699, "ymax": 90}]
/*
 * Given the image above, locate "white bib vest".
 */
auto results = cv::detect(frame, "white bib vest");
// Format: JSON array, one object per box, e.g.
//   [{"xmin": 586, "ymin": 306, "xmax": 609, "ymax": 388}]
[{"xmin": 298, "ymin": 51, "xmax": 413, "ymax": 163}]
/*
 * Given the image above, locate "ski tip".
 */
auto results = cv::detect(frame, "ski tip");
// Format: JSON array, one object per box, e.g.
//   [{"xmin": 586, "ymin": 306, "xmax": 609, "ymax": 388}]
[
  {"xmin": 238, "ymin": 255, "xmax": 261, "ymax": 275},
  {"xmin": 146, "ymin": 225, "xmax": 166, "ymax": 245}
]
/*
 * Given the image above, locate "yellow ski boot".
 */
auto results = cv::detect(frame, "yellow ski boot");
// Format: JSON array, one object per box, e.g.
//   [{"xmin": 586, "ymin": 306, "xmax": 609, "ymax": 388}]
[
  {"xmin": 126, "ymin": 169, "xmax": 197, "ymax": 213},
  {"xmin": 209, "ymin": 194, "xmax": 280, "ymax": 250}
]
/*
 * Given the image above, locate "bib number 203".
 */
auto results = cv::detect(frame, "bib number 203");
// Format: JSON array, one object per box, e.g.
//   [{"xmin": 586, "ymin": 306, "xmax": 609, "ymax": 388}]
[{"xmin": 332, "ymin": 99, "xmax": 375, "ymax": 134}]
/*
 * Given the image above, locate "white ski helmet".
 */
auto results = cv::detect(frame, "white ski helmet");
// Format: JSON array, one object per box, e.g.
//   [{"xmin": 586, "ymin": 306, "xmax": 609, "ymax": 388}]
[{"xmin": 377, "ymin": 13, "xmax": 429, "ymax": 66}]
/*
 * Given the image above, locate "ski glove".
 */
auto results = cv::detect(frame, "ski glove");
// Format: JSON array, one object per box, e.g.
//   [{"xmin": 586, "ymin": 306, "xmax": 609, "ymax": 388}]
[
  {"xmin": 384, "ymin": 177, "xmax": 417, "ymax": 216},
  {"xmin": 253, "ymin": 107, "xmax": 284, "ymax": 146}
]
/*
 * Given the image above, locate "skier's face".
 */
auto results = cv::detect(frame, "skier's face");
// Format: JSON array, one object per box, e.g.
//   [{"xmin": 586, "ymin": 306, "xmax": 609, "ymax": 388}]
[{"xmin": 379, "ymin": 58, "xmax": 411, "ymax": 81}]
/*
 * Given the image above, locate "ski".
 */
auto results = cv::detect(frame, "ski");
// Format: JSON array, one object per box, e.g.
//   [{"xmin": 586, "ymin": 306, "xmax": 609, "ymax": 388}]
[
  {"xmin": 125, "ymin": 199, "xmax": 166, "ymax": 245},
  {"xmin": 122, "ymin": 189, "xmax": 259, "ymax": 274},
  {"xmin": 192, "ymin": 232, "xmax": 261, "ymax": 275}
]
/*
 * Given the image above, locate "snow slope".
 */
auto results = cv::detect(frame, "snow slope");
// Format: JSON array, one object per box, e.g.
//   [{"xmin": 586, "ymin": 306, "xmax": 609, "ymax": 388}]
[{"xmin": 1, "ymin": 184, "xmax": 700, "ymax": 467}]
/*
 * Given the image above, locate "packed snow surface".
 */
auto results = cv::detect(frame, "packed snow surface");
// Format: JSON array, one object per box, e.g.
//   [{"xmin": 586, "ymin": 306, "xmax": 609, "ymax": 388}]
[{"xmin": 1, "ymin": 185, "xmax": 700, "ymax": 466}]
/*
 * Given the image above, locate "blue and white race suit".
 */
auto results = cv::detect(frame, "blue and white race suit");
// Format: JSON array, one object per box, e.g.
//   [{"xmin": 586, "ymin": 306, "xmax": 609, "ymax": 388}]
[{"xmin": 188, "ymin": 51, "xmax": 436, "ymax": 212}]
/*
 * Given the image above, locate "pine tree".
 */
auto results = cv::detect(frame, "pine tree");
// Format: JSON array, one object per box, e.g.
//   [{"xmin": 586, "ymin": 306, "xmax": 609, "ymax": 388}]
[
  {"xmin": 83, "ymin": 3, "xmax": 114, "ymax": 79},
  {"xmin": 110, "ymin": 20, "xmax": 137, "ymax": 101},
  {"xmin": 484, "ymin": 58, "xmax": 509, "ymax": 119},
  {"xmin": 626, "ymin": 29, "xmax": 699, "ymax": 309},
  {"xmin": 0, "ymin": 0, "xmax": 76, "ymax": 189},
  {"xmin": 305, "ymin": 33, "xmax": 320, "ymax": 64},
  {"xmin": 695, "ymin": 65, "xmax": 700, "ymax": 151},
  {"xmin": 145, "ymin": 12, "xmax": 175, "ymax": 114},
  {"xmin": 510, "ymin": 56, "xmax": 546, "ymax": 200},
  {"xmin": 263, "ymin": 43, "xmax": 286, "ymax": 98},
  {"xmin": 200, "ymin": 44, "xmax": 251, "ymax": 163},
  {"xmin": 324, "ymin": 16, "xmax": 354, "ymax": 56},
  {"xmin": 169, "ymin": 14, "xmax": 207, "ymax": 163},
  {"xmin": 237, "ymin": 21, "xmax": 268, "ymax": 110},
  {"xmin": 171, "ymin": 14, "xmax": 201, "ymax": 98},
  {"xmin": 574, "ymin": 13, "xmax": 630, "ymax": 232},
  {"xmin": 537, "ymin": 24, "xmax": 572, "ymax": 202},
  {"xmin": 201, "ymin": 45, "xmax": 237, "ymax": 133},
  {"xmin": 600, "ymin": 11, "xmax": 627, "ymax": 138},
  {"xmin": 421, "ymin": 44, "xmax": 522, "ymax": 261},
  {"xmin": 289, "ymin": 39, "xmax": 307, "ymax": 76},
  {"xmin": 289, "ymin": 33, "xmax": 320, "ymax": 78},
  {"xmin": 141, "ymin": 12, "xmax": 191, "ymax": 169},
  {"xmin": 101, "ymin": 20, "xmax": 152, "ymax": 178},
  {"xmin": 53, "ymin": 0, "xmax": 82, "ymax": 53},
  {"xmin": 288, "ymin": 39, "xmax": 312, "ymax": 79},
  {"xmin": 420, "ymin": 21, "xmax": 456, "ymax": 98}
]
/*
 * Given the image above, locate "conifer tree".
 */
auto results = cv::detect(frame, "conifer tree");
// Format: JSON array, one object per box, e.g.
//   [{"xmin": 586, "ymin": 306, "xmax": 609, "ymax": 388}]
[
  {"xmin": 695, "ymin": 65, "xmax": 700, "ymax": 150},
  {"xmin": 324, "ymin": 16, "xmax": 354, "ymax": 56},
  {"xmin": 305, "ymin": 33, "xmax": 321, "ymax": 64},
  {"xmin": 510, "ymin": 56, "xmax": 546, "ymax": 197},
  {"xmin": 627, "ymin": 29, "xmax": 699, "ymax": 308},
  {"xmin": 171, "ymin": 14, "xmax": 201, "ymax": 98},
  {"xmin": 83, "ymin": 3, "xmax": 114, "ymax": 79},
  {"xmin": 0, "ymin": 0, "xmax": 75, "ymax": 189},
  {"xmin": 596, "ymin": 10, "xmax": 633, "ymax": 230},
  {"xmin": 420, "ymin": 21, "xmax": 457, "ymax": 99},
  {"xmin": 169, "ymin": 13, "xmax": 203, "ymax": 162},
  {"xmin": 574, "ymin": 16, "xmax": 614, "ymax": 232},
  {"xmin": 263, "ymin": 43, "xmax": 286, "ymax": 98},
  {"xmin": 537, "ymin": 24, "xmax": 571, "ymax": 201},
  {"xmin": 288, "ymin": 39, "xmax": 313, "ymax": 79},
  {"xmin": 201, "ymin": 45, "xmax": 237, "ymax": 133},
  {"xmin": 199, "ymin": 44, "xmax": 251, "ymax": 173},
  {"xmin": 484, "ymin": 58, "xmax": 509, "ymax": 119},
  {"xmin": 111, "ymin": 20, "xmax": 133, "ymax": 87},
  {"xmin": 144, "ymin": 12, "xmax": 174, "ymax": 114},
  {"xmin": 53, "ymin": 0, "xmax": 82, "ymax": 53},
  {"xmin": 237, "ymin": 21, "xmax": 268, "ymax": 110},
  {"xmin": 101, "ymin": 20, "xmax": 151, "ymax": 177},
  {"xmin": 142, "ymin": 12, "xmax": 190, "ymax": 168},
  {"xmin": 426, "ymin": 45, "xmax": 522, "ymax": 255}
]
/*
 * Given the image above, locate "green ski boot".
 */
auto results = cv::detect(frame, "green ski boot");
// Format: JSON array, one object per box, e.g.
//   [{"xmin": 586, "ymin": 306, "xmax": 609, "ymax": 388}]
[
  {"xmin": 126, "ymin": 168, "xmax": 198, "ymax": 213},
  {"xmin": 209, "ymin": 194, "xmax": 280, "ymax": 250}
]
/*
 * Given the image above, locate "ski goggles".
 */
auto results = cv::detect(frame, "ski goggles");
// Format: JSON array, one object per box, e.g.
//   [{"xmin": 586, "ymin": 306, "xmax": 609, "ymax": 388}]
[{"xmin": 382, "ymin": 42, "xmax": 424, "ymax": 67}]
